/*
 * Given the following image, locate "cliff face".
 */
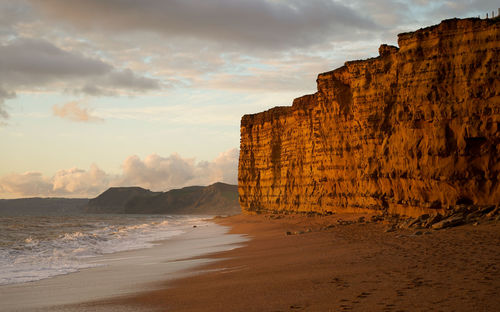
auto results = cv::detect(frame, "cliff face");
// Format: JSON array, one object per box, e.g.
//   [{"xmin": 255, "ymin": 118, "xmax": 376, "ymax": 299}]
[{"xmin": 239, "ymin": 18, "xmax": 500, "ymax": 216}]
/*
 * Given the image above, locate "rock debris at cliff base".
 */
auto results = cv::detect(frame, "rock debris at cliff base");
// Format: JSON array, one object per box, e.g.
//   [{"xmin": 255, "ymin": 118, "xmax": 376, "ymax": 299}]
[{"xmin": 238, "ymin": 17, "xmax": 500, "ymax": 216}]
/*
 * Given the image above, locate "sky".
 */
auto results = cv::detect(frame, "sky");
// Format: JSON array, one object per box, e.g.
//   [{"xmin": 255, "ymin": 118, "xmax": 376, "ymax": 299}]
[{"xmin": 0, "ymin": 0, "xmax": 495, "ymax": 198}]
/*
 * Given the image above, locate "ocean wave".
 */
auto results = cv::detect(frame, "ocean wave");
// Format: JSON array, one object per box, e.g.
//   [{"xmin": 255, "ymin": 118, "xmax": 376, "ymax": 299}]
[{"xmin": 0, "ymin": 215, "xmax": 207, "ymax": 285}]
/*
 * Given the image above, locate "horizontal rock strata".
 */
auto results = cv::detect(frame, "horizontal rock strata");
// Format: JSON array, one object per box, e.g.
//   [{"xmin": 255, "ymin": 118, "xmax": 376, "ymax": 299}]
[{"xmin": 238, "ymin": 18, "xmax": 500, "ymax": 216}]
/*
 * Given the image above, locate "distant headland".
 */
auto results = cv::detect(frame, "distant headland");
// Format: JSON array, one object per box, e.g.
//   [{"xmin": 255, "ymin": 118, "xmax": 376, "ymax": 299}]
[
  {"xmin": 86, "ymin": 182, "xmax": 240, "ymax": 215},
  {"xmin": 0, "ymin": 182, "xmax": 240, "ymax": 216}
]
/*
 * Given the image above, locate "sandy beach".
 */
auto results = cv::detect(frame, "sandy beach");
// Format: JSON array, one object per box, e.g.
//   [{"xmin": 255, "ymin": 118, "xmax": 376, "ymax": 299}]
[
  {"xmin": 4, "ymin": 213, "xmax": 498, "ymax": 311},
  {"xmin": 87, "ymin": 213, "xmax": 500, "ymax": 312}
]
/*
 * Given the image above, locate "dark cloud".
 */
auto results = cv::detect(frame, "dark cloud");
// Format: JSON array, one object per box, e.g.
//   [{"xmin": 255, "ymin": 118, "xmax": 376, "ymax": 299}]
[
  {"xmin": 0, "ymin": 38, "xmax": 161, "ymax": 121},
  {"xmin": 107, "ymin": 69, "xmax": 161, "ymax": 91},
  {"xmin": 0, "ymin": 38, "xmax": 111, "ymax": 85},
  {"xmin": 30, "ymin": 0, "xmax": 379, "ymax": 50},
  {"xmin": 0, "ymin": 38, "xmax": 162, "ymax": 89},
  {"xmin": 0, "ymin": 1, "xmax": 34, "ymax": 35},
  {"xmin": 77, "ymin": 85, "xmax": 116, "ymax": 97},
  {"xmin": 72, "ymin": 70, "xmax": 162, "ymax": 97},
  {"xmin": 0, "ymin": 87, "xmax": 16, "ymax": 120}
]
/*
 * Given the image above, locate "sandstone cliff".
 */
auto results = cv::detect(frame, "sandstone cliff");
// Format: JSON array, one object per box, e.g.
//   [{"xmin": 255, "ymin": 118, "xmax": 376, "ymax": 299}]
[{"xmin": 239, "ymin": 18, "xmax": 500, "ymax": 216}]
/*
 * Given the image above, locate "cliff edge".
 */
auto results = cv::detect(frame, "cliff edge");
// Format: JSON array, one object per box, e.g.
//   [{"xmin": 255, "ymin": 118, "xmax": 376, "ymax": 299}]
[{"xmin": 239, "ymin": 18, "xmax": 500, "ymax": 216}]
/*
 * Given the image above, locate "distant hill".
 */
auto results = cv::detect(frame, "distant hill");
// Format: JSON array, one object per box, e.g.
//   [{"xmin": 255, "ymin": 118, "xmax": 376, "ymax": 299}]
[
  {"xmin": 85, "ymin": 187, "xmax": 158, "ymax": 214},
  {"xmin": 0, "ymin": 198, "xmax": 89, "ymax": 216},
  {"xmin": 86, "ymin": 182, "xmax": 241, "ymax": 215}
]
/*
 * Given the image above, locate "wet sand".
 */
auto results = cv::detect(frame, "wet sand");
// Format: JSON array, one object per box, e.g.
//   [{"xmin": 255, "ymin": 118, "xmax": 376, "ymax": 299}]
[{"xmin": 99, "ymin": 213, "xmax": 500, "ymax": 311}]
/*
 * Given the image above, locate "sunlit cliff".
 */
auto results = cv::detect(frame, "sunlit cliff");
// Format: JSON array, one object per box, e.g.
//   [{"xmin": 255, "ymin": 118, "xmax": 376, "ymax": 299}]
[{"xmin": 239, "ymin": 18, "xmax": 500, "ymax": 216}]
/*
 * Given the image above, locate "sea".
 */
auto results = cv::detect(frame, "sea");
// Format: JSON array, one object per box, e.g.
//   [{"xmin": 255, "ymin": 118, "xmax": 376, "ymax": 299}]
[{"xmin": 0, "ymin": 213, "xmax": 209, "ymax": 286}]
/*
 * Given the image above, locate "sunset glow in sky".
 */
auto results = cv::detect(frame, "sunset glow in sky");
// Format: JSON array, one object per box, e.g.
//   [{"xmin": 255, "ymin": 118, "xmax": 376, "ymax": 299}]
[{"xmin": 0, "ymin": 0, "xmax": 495, "ymax": 198}]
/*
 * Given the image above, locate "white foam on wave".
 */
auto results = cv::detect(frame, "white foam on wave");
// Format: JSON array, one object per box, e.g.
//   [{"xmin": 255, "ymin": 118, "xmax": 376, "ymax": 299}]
[{"xmin": 0, "ymin": 216, "xmax": 207, "ymax": 285}]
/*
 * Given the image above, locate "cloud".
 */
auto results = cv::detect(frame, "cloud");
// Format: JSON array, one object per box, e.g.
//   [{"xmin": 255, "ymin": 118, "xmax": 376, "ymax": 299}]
[
  {"xmin": 52, "ymin": 100, "xmax": 103, "ymax": 122},
  {"xmin": 0, "ymin": 87, "xmax": 16, "ymax": 120},
  {"xmin": 76, "ymin": 84, "xmax": 116, "ymax": 97},
  {"xmin": 0, "ymin": 148, "xmax": 239, "ymax": 198},
  {"xmin": 0, "ymin": 1, "xmax": 34, "ymax": 36},
  {"xmin": 412, "ymin": 0, "xmax": 499, "ymax": 18},
  {"xmin": 118, "ymin": 148, "xmax": 239, "ymax": 191},
  {"xmin": 51, "ymin": 164, "xmax": 111, "ymax": 195},
  {"xmin": 30, "ymin": 0, "xmax": 379, "ymax": 50},
  {"xmin": 107, "ymin": 68, "xmax": 161, "ymax": 91},
  {"xmin": 0, "ymin": 38, "xmax": 161, "ymax": 90},
  {"xmin": 0, "ymin": 38, "xmax": 111, "ymax": 85},
  {"xmin": 0, "ymin": 165, "xmax": 112, "ymax": 197},
  {"xmin": 0, "ymin": 172, "xmax": 53, "ymax": 196},
  {"xmin": 0, "ymin": 37, "xmax": 162, "ymax": 121},
  {"xmin": 119, "ymin": 154, "xmax": 196, "ymax": 191},
  {"xmin": 205, "ymin": 148, "xmax": 239, "ymax": 184}
]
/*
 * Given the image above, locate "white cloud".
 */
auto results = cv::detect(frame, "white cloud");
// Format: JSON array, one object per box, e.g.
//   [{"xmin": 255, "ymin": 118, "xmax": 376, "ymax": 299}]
[
  {"xmin": 0, "ymin": 172, "xmax": 53, "ymax": 196},
  {"xmin": 205, "ymin": 148, "xmax": 240, "ymax": 184},
  {"xmin": 52, "ymin": 164, "xmax": 111, "ymax": 195},
  {"xmin": 118, "ymin": 148, "xmax": 239, "ymax": 191},
  {"xmin": 118, "ymin": 153, "xmax": 196, "ymax": 191},
  {"xmin": 0, "ymin": 148, "xmax": 239, "ymax": 198}
]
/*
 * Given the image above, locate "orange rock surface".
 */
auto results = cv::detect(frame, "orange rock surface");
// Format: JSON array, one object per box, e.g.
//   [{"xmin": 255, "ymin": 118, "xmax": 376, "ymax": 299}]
[{"xmin": 238, "ymin": 18, "xmax": 500, "ymax": 216}]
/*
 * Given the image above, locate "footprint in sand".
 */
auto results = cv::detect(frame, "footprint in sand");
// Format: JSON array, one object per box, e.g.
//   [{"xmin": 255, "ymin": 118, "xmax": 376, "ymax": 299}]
[
  {"xmin": 356, "ymin": 291, "xmax": 371, "ymax": 299},
  {"xmin": 329, "ymin": 276, "xmax": 350, "ymax": 289},
  {"xmin": 339, "ymin": 304, "xmax": 353, "ymax": 311}
]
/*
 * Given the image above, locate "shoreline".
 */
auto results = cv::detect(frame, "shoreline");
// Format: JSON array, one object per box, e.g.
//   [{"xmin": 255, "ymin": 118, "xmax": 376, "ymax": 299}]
[
  {"xmin": 96, "ymin": 213, "xmax": 499, "ymax": 311},
  {"xmin": 0, "ymin": 220, "xmax": 248, "ymax": 312}
]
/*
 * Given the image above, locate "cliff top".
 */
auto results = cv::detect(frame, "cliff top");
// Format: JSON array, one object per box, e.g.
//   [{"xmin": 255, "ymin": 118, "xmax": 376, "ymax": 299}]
[
  {"xmin": 398, "ymin": 17, "xmax": 499, "ymax": 40},
  {"xmin": 240, "ymin": 17, "xmax": 499, "ymax": 127}
]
